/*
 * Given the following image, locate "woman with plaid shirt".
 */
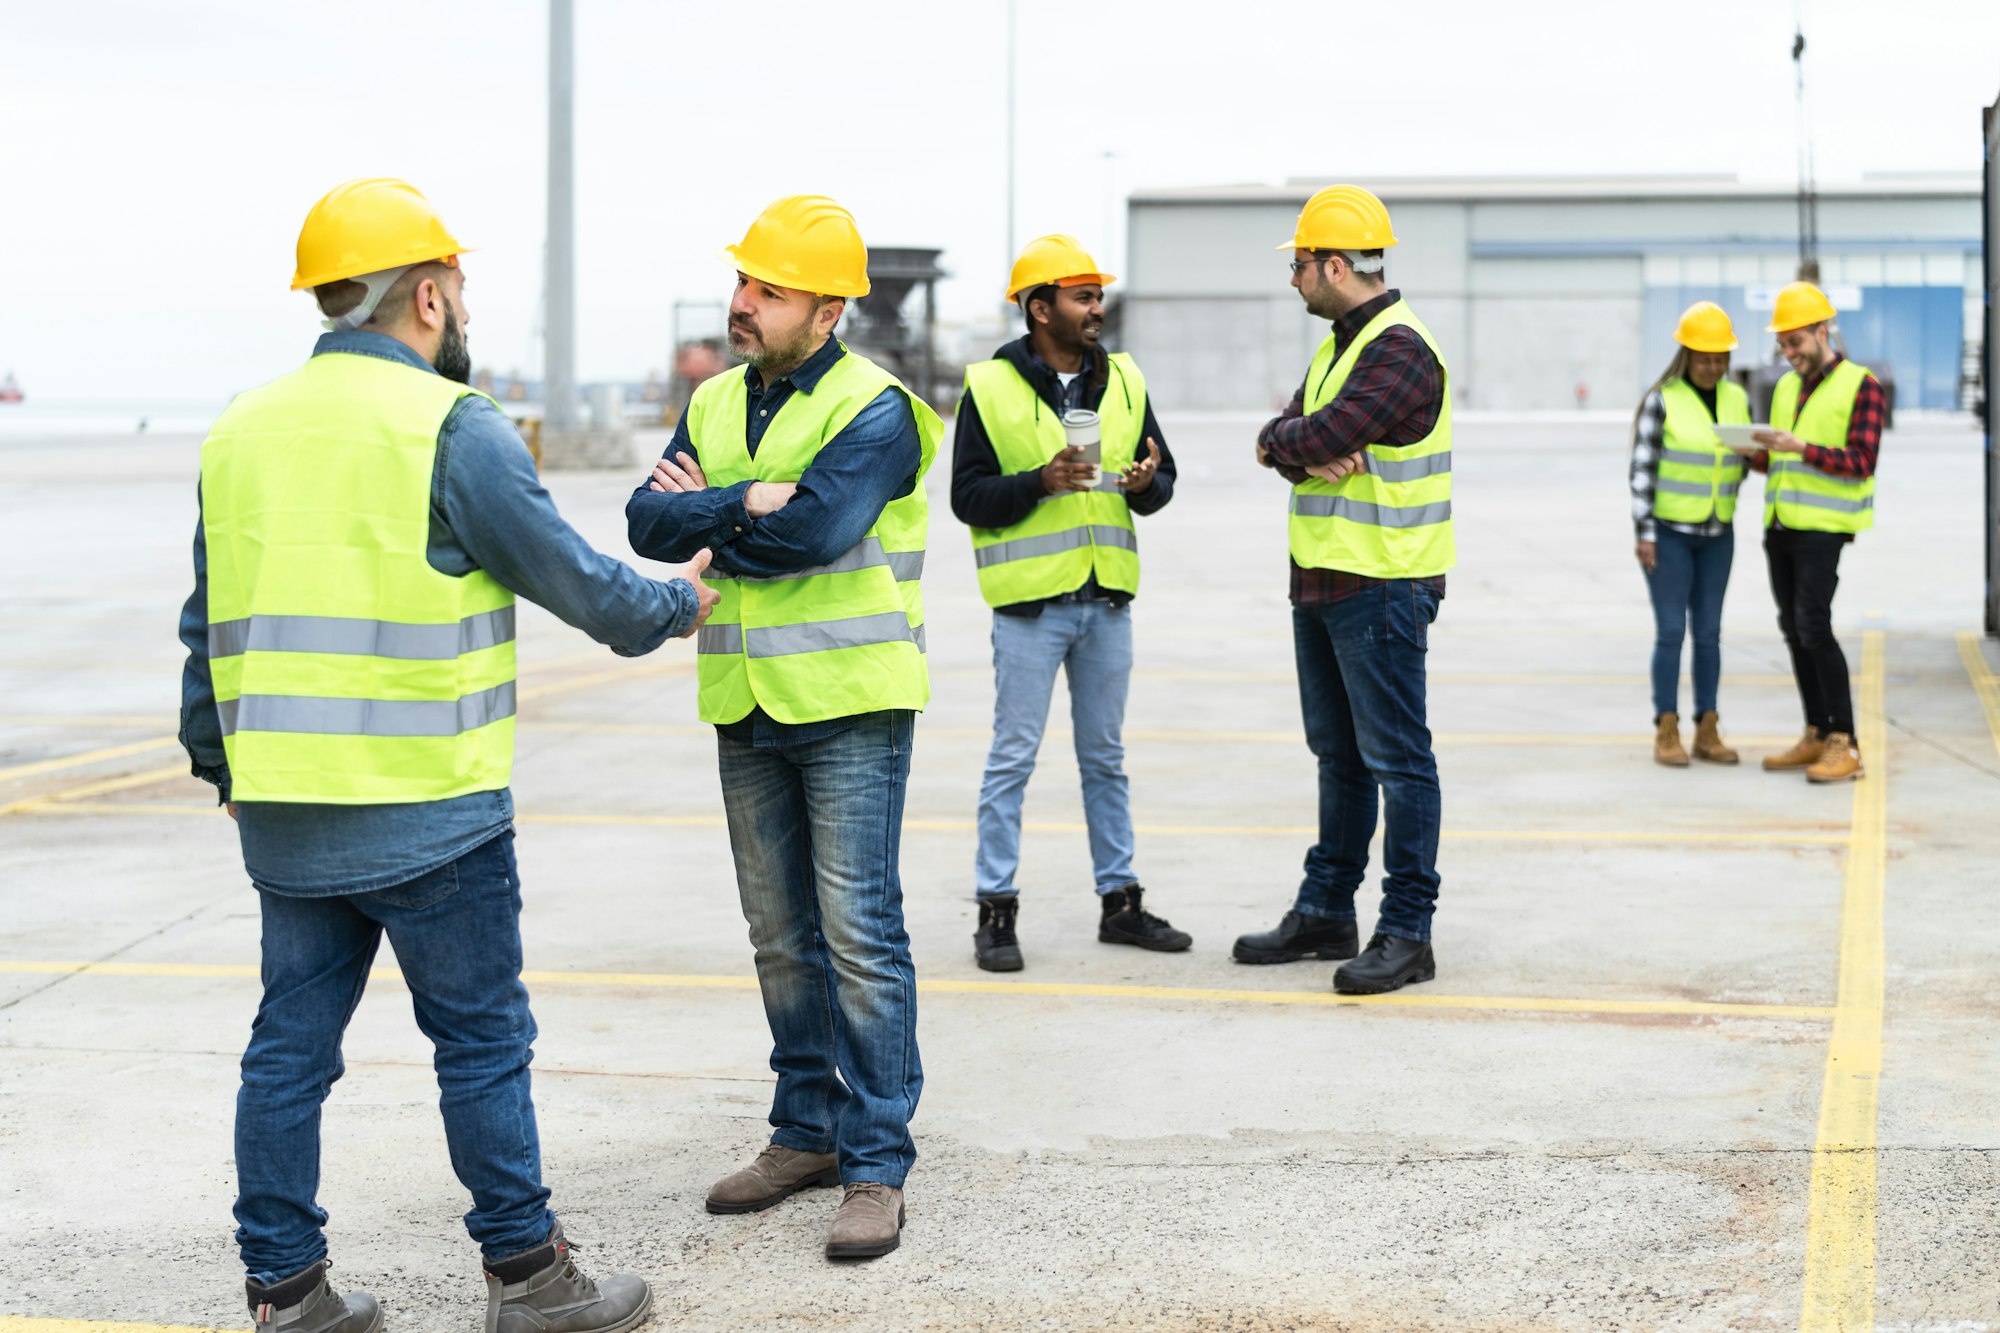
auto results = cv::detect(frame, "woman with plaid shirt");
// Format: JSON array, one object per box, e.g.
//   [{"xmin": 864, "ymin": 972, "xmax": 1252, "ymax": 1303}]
[{"xmin": 1628, "ymin": 302, "xmax": 1751, "ymax": 767}]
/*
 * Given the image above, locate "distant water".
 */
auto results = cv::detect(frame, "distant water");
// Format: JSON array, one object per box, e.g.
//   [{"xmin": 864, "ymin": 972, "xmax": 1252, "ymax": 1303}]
[{"xmin": 0, "ymin": 401, "xmax": 225, "ymax": 438}]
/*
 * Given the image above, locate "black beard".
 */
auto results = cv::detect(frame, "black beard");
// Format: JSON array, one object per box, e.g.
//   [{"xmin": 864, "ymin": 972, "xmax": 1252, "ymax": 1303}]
[{"xmin": 432, "ymin": 304, "xmax": 472, "ymax": 384}]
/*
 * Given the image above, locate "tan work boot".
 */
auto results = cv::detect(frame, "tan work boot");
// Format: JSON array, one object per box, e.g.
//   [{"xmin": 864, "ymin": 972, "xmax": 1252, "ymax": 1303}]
[
  {"xmin": 1692, "ymin": 711, "xmax": 1739, "ymax": 765},
  {"xmin": 825, "ymin": 1182, "xmax": 905, "ymax": 1260},
  {"xmin": 1653, "ymin": 713, "xmax": 1689, "ymax": 767},
  {"xmin": 1805, "ymin": 732, "xmax": 1863, "ymax": 783},
  {"xmin": 706, "ymin": 1143, "xmax": 839, "ymax": 1214},
  {"xmin": 1763, "ymin": 726, "xmax": 1826, "ymax": 772}
]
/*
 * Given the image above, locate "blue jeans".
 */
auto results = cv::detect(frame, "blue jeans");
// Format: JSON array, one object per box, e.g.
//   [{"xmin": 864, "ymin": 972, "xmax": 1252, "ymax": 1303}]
[
  {"xmin": 717, "ymin": 710, "xmax": 922, "ymax": 1187},
  {"xmin": 975, "ymin": 602, "xmax": 1137, "ymax": 898},
  {"xmin": 1644, "ymin": 525, "xmax": 1735, "ymax": 719},
  {"xmin": 1291, "ymin": 583, "xmax": 1443, "ymax": 942},
  {"xmin": 234, "ymin": 831, "xmax": 552, "ymax": 1282}
]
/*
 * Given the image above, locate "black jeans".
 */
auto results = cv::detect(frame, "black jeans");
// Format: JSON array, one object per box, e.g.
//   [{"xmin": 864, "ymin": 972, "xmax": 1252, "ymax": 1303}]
[{"xmin": 1764, "ymin": 526, "xmax": 1853, "ymax": 735}]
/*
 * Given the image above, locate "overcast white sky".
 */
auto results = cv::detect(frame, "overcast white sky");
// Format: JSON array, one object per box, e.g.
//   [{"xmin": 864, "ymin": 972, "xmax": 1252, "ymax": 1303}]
[{"xmin": 2, "ymin": 0, "xmax": 1996, "ymax": 403}]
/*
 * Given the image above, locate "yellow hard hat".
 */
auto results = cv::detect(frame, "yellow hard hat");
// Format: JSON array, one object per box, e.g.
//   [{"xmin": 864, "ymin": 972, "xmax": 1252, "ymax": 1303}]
[
  {"xmin": 291, "ymin": 177, "xmax": 466, "ymax": 290},
  {"xmin": 1767, "ymin": 281, "xmax": 1837, "ymax": 333},
  {"xmin": 722, "ymin": 195, "xmax": 871, "ymax": 298},
  {"xmin": 1673, "ymin": 301, "xmax": 1738, "ymax": 353},
  {"xmin": 1277, "ymin": 184, "xmax": 1398, "ymax": 252},
  {"xmin": 1005, "ymin": 234, "xmax": 1115, "ymax": 302}
]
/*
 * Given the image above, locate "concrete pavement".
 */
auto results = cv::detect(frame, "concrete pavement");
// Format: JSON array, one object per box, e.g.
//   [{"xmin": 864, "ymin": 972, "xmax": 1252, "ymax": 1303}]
[{"xmin": 1, "ymin": 410, "xmax": 1995, "ymax": 1331}]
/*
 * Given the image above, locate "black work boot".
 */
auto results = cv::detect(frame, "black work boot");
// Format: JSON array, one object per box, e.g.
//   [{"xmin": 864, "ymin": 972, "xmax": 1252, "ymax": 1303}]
[
  {"xmin": 1332, "ymin": 933, "xmax": 1435, "ymax": 995},
  {"xmin": 483, "ymin": 1221, "xmax": 653, "ymax": 1333},
  {"xmin": 247, "ymin": 1261, "xmax": 381, "ymax": 1333},
  {"xmin": 974, "ymin": 894, "xmax": 1024, "ymax": 972},
  {"xmin": 1232, "ymin": 909, "xmax": 1359, "ymax": 964},
  {"xmin": 1097, "ymin": 885, "xmax": 1192, "ymax": 952}
]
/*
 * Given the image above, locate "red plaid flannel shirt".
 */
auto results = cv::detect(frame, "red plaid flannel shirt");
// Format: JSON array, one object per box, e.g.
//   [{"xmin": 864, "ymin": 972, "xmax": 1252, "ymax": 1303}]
[{"xmin": 1257, "ymin": 289, "xmax": 1447, "ymax": 606}]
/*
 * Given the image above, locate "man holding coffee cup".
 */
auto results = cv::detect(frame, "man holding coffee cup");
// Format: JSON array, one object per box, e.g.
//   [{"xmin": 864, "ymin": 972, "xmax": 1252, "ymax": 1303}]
[{"xmin": 949, "ymin": 234, "xmax": 1189, "ymax": 972}]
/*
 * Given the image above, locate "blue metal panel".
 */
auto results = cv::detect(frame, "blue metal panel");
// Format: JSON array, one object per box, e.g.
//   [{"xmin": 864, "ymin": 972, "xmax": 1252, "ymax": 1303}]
[
  {"xmin": 1837, "ymin": 287, "xmax": 1963, "ymax": 410},
  {"xmin": 1641, "ymin": 284, "xmax": 1964, "ymax": 410}
]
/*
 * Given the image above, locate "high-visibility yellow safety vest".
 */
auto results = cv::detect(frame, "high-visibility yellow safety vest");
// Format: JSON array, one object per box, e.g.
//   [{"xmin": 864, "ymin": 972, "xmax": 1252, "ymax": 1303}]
[
  {"xmin": 690, "ymin": 345, "xmax": 941, "ymax": 725},
  {"xmin": 201, "ymin": 353, "xmax": 517, "ymax": 804},
  {"xmin": 1765, "ymin": 359, "xmax": 1875, "ymax": 535},
  {"xmin": 1654, "ymin": 377, "xmax": 1751, "ymax": 525},
  {"xmin": 1288, "ymin": 300, "xmax": 1453, "ymax": 579},
  {"xmin": 962, "ymin": 353, "xmax": 1144, "ymax": 609}
]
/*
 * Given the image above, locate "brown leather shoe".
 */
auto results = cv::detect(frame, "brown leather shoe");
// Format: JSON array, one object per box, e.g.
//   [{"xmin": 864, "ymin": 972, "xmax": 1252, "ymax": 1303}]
[
  {"xmin": 1692, "ymin": 711, "xmax": 1739, "ymax": 765},
  {"xmin": 1763, "ymin": 726, "xmax": 1826, "ymax": 772},
  {"xmin": 825, "ymin": 1182, "xmax": 905, "ymax": 1260},
  {"xmin": 1805, "ymin": 732, "xmax": 1863, "ymax": 783},
  {"xmin": 706, "ymin": 1144, "xmax": 838, "ymax": 1214},
  {"xmin": 1653, "ymin": 713, "xmax": 1689, "ymax": 767}
]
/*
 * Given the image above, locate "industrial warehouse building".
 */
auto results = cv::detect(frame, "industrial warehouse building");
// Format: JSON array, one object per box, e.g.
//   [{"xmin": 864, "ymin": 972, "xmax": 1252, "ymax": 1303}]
[{"xmin": 1121, "ymin": 174, "xmax": 1983, "ymax": 413}]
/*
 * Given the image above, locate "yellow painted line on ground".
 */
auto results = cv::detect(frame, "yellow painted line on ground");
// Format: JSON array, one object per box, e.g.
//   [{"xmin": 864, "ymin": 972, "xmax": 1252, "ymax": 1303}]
[
  {"xmin": 0, "ymin": 736, "xmax": 177, "ymax": 785},
  {"xmin": 14, "ymin": 800, "xmax": 1848, "ymax": 847},
  {"xmin": 0, "ymin": 764, "xmax": 190, "ymax": 818},
  {"xmin": 0, "ymin": 960, "xmax": 1834, "ymax": 1022},
  {"xmin": 1799, "ymin": 631, "xmax": 1887, "ymax": 1332},
  {"xmin": 508, "ymin": 722, "xmax": 1802, "ymax": 749},
  {"xmin": 1955, "ymin": 630, "xmax": 2000, "ymax": 761},
  {"xmin": 0, "ymin": 714, "xmax": 163, "ymax": 730}
]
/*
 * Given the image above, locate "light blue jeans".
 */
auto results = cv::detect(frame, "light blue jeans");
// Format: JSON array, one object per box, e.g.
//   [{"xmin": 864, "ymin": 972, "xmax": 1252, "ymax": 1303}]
[
  {"xmin": 975, "ymin": 601, "xmax": 1137, "ymax": 899},
  {"xmin": 718, "ymin": 710, "xmax": 921, "ymax": 1187}
]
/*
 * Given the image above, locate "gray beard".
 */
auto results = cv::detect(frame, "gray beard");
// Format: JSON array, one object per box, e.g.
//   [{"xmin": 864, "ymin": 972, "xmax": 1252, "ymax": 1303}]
[{"xmin": 737, "ymin": 327, "xmax": 816, "ymax": 376}]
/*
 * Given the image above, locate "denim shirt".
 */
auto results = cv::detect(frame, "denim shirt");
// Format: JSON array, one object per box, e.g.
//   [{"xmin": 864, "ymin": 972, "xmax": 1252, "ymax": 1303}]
[
  {"xmin": 178, "ymin": 330, "xmax": 699, "ymax": 894},
  {"xmin": 625, "ymin": 337, "xmax": 922, "ymax": 746}
]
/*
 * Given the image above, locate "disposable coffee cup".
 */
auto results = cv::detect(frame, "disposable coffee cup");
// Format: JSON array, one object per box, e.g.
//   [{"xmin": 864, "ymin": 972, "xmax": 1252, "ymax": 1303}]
[{"xmin": 1061, "ymin": 409, "xmax": 1101, "ymax": 468}]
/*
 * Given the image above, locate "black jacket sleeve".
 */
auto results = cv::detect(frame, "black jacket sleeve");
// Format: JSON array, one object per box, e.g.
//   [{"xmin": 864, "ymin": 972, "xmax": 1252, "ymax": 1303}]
[
  {"xmin": 1123, "ymin": 398, "xmax": 1176, "ymax": 517},
  {"xmin": 949, "ymin": 389, "xmax": 1049, "ymax": 529}
]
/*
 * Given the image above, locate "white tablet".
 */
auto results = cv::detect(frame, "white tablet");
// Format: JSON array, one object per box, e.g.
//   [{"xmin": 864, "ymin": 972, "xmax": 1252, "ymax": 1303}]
[{"xmin": 1710, "ymin": 423, "xmax": 1771, "ymax": 452}]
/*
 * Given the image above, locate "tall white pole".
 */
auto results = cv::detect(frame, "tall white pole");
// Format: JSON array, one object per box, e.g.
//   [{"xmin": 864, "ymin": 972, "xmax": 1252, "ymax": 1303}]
[
  {"xmin": 1004, "ymin": 0, "xmax": 1017, "ymax": 290},
  {"xmin": 544, "ymin": 0, "xmax": 577, "ymax": 430}
]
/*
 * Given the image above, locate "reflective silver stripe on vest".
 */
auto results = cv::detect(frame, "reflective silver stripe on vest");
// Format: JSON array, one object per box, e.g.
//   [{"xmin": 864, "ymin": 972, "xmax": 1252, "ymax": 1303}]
[
  {"xmin": 747, "ymin": 610, "xmax": 917, "ymax": 658},
  {"xmin": 1773, "ymin": 488, "xmax": 1874, "ymax": 514},
  {"xmin": 217, "ymin": 681, "xmax": 515, "ymax": 738},
  {"xmin": 1655, "ymin": 478, "xmax": 1717, "ymax": 498},
  {"xmin": 1290, "ymin": 495, "xmax": 1454, "ymax": 528},
  {"xmin": 209, "ymin": 608, "xmax": 516, "ymax": 662},
  {"xmin": 1782, "ymin": 458, "xmax": 1854, "ymax": 484},
  {"xmin": 698, "ymin": 624, "xmax": 744, "ymax": 655},
  {"xmin": 973, "ymin": 524, "xmax": 1139, "ymax": 569},
  {"xmin": 707, "ymin": 538, "xmax": 925, "ymax": 585},
  {"xmin": 699, "ymin": 614, "xmax": 922, "ymax": 657},
  {"xmin": 1365, "ymin": 450, "xmax": 1453, "ymax": 483},
  {"xmin": 1661, "ymin": 447, "xmax": 1722, "ymax": 468}
]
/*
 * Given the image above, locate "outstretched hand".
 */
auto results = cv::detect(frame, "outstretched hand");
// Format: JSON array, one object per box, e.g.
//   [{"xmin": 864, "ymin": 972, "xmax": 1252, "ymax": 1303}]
[
  {"xmin": 1120, "ymin": 437, "xmax": 1163, "ymax": 493},
  {"xmin": 670, "ymin": 547, "xmax": 721, "ymax": 637}
]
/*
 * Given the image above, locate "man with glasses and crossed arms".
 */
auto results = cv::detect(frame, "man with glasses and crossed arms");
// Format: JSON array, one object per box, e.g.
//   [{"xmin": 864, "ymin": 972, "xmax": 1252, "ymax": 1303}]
[{"xmin": 1235, "ymin": 184, "xmax": 1453, "ymax": 996}]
